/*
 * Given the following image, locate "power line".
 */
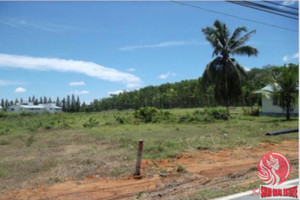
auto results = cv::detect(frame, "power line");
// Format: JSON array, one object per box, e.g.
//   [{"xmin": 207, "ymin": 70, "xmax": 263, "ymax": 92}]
[
  {"xmin": 171, "ymin": 1, "xmax": 297, "ymax": 33},
  {"xmin": 262, "ymin": 0, "xmax": 299, "ymax": 11},
  {"xmin": 226, "ymin": 1, "xmax": 298, "ymax": 20},
  {"xmin": 243, "ymin": 1, "xmax": 298, "ymax": 16}
]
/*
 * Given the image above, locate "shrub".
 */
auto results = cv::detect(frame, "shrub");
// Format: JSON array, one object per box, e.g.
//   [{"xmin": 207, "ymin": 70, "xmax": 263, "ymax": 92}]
[
  {"xmin": 203, "ymin": 107, "xmax": 230, "ymax": 120},
  {"xmin": 114, "ymin": 115, "xmax": 128, "ymax": 124},
  {"xmin": 178, "ymin": 107, "xmax": 229, "ymax": 123},
  {"xmin": 134, "ymin": 107, "xmax": 174, "ymax": 123},
  {"xmin": 83, "ymin": 117, "xmax": 99, "ymax": 128},
  {"xmin": 0, "ymin": 112, "xmax": 8, "ymax": 118},
  {"xmin": 134, "ymin": 107, "xmax": 159, "ymax": 123}
]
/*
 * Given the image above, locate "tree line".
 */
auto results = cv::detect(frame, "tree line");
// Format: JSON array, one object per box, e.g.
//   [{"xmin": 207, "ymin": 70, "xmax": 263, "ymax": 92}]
[
  {"xmin": 87, "ymin": 64, "xmax": 296, "ymax": 112},
  {"xmin": 0, "ymin": 64, "xmax": 297, "ymax": 113},
  {"xmin": 1, "ymin": 94, "xmax": 84, "ymax": 112}
]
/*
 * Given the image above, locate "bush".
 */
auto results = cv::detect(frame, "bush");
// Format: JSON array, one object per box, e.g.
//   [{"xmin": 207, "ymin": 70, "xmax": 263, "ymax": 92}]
[
  {"xmin": 134, "ymin": 107, "xmax": 174, "ymax": 123},
  {"xmin": 134, "ymin": 107, "xmax": 158, "ymax": 123},
  {"xmin": 83, "ymin": 117, "xmax": 99, "ymax": 128},
  {"xmin": 203, "ymin": 107, "xmax": 230, "ymax": 120},
  {"xmin": 0, "ymin": 112, "xmax": 8, "ymax": 118},
  {"xmin": 114, "ymin": 115, "xmax": 128, "ymax": 124},
  {"xmin": 242, "ymin": 107, "xmax": 260, "ymax": 116},
  {"xmin": 178, "ymin": 107, "xmax": 230, "ymax": 123}
]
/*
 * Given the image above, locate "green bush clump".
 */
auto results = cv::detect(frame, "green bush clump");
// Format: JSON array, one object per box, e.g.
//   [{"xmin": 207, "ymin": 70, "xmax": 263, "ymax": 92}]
[
  {"xmin": 0, "ymin": 112, "xmax": 8, "ymax": 118},
  {"xmin": 83, "ymin": 117, "xmax": 100, "ymax": 128},
  {"xmin": 114, "ymin": 115, "xmax": 128, "ymax": 124},
  {"xmin": 134, "ymin": 107, "xmax": 174, "ymax": 123},
  {"xmin": 134, "ymin": 107, "xmax": 158, "ymax": 123},
  {"xmin": 178, "ymin": 107, "xmax": 230, "ymax": 123},
  {"xmin": 202, "ymin": 107, "xmax": 230, "ymax": 120}
]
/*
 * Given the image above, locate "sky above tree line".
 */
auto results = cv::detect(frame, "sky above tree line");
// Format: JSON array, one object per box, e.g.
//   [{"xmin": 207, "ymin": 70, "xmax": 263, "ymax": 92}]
[{"xmin": 0, "ymin": 1, "xmax": 298, "ymax": 103}]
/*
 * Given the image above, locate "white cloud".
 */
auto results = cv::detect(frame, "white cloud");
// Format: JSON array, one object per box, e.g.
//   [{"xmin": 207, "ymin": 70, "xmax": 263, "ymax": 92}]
[
  {"xmin": 292, "ymin": 53, "xmax": 299, "ymax": 59},
  {"xmin": 120, "ymin": 41, "xmax": 202, "ymax": 51},
  {"xmin": 108, "ymin": 90, "xmax": 124, "ymax": 96},
  {"xmin": 69, "ymin": 81, "xmax": 85, "ymax": 86},
  {"xmin": 70, "ymin": 90, "xmax": 89, "ymax": 95},
  {"xmin": 282, "ymin": 52, "xmax": 298, "ymax": 62},
  {"xmin": 0, "ymin": 54, "xmax": 142, "ymax": 88},
  {"xmin": 0, "ymin": 80, "xmax": 25, "ymax": 86},
  {"xmin": 127, "ymin": 68, "xmax": 135, "ymax": 72},
  {"xmin": 282, "ymin": 0, "xmax": 297, "ymax": 6},
  {"xmin": 158, "ymin": 72, "xmax": 176, "ymax": 80},
  {"xmin": 283, "ymin": 55, "xmax": 289, "ymax": 62},
  {"xmin": 244, "ymin": 67, "xmax": 250, "ymax": 72},
  {"xmin": 15, "ymin": 87, "xmax": 26, "ymax": 93}
]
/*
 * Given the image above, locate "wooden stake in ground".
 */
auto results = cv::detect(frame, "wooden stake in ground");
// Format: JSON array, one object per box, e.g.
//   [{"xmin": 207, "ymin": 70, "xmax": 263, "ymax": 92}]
[{"xmin": 134, "ymin": 140, "xmax": 143, "ymax": 176}]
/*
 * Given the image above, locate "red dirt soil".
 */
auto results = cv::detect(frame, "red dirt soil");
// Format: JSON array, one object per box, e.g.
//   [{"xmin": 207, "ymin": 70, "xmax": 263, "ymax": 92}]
[{"xmin": 1, "ymin": 140, "xmax": 298, "ymax": 200}]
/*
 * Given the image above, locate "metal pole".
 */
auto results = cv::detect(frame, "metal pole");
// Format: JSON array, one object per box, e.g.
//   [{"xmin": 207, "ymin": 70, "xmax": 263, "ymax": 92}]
[{"xmin": 134, "ymin": 140, "xmax": 143, "ymax": 176}]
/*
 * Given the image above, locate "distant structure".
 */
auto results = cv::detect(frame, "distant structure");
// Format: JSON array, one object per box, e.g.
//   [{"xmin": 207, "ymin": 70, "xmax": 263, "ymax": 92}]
[
  {"xmin": 0, "ymin": 106, "xmax": 2, "ymax": 111},
  {"xmin": 8, "ymin": 103, "xmax": 62, "ymax": 114},
  {"xmin": 257, "ymin": 85, "xmax": 298, "ymax": 116}
]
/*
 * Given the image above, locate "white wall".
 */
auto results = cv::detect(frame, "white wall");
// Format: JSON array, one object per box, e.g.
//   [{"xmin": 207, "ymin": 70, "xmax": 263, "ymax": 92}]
[{"xmin": 262, "ymin": 97, "xmax": 298, "ymax": 115}]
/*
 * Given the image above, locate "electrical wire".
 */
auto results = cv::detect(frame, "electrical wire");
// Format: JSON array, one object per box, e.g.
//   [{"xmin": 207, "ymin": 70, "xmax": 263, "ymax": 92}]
[
  {"xmin": 243, "ymin": 1, "xmax": 298, "ymax": 16},
  {"xmin": 262, "ymin": 0, "xmax": 298, "ymax": 11},
  {"xmin": 171, "ymin": 1, "xmax": 297, "ymax": 33},
  {"xmin": 227, "ymin": 1, "xmax": 298, "ymax": 20}
]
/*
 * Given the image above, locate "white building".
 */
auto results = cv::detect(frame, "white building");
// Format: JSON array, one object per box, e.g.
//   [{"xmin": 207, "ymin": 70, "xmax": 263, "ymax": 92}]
[
  {"xmin": 0, "ymin": 106, "xmax": 2, "ymax": 111},
  {"xmin": 257, "ymin": 85, "xmax": 298, "ymax": 116},
  {"xmin": 8, "ymin": 103, "xmax": 62, "ymax": 113}
]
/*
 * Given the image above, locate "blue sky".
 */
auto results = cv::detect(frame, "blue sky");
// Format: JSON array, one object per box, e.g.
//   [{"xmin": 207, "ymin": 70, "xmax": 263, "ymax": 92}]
[{"xmin": 0, "ymin": 1, "xmax": 298, "ymax": 103}]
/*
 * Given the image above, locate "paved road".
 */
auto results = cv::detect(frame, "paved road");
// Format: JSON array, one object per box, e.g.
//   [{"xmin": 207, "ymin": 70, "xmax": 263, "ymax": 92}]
[{"xmin": 214, "ymin": 179, "xmax": 299, "ymax": 200}]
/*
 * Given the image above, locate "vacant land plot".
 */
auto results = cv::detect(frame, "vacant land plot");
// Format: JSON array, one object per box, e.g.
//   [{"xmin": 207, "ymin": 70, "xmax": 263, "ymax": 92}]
[{"xmin": 0, "ymin": 108, "xmax": 298, "ymax": 199}]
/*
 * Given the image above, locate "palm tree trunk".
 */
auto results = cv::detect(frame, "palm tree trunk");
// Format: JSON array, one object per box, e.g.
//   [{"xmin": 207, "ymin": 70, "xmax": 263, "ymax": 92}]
[
  {"xmin": 223, "ymin": 57, "xmax": 229, "ymax": 110},
  {"xmin": 286, "ymin": 101, "xmax": 290, "ymax": 121}
]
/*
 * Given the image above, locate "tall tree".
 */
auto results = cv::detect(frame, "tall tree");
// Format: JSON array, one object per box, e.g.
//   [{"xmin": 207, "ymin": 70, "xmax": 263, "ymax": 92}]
[
  {"xmin": 201, "ymin": 20, "xmax": 258, "ymax": 108},
  {"xmin": 1, "ymin": 99, "xmax": 4, "ymax": 108},
  {"xmin": 66, "ymin": 95, "xmax": 71, "ymax": 112},
  {"xmin": 56, "ymin": 97, "xmax": 60, "ymax": 107},
  {"xmin": 271, "ymin": 64, "xmax": 298, "ymax": 120},
  {"xmin": 76, "ymin": 96, "xmax": 81, "ymax": 112}
]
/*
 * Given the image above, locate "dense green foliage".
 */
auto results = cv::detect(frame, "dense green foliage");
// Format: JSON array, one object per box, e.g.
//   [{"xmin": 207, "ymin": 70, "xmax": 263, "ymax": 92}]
[
  {"xmin": 271, "ymin": 64, "xmax": 298, "ymax": 120},
  {"xmin": 85, "ymin": 65, "xmax": 292, "ymax": 112}
]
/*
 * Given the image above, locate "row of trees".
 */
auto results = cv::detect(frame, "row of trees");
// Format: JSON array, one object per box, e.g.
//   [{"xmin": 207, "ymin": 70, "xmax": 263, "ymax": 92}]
[
  {"xmin": 86, "ymin": 65, "xmax": 295, "ymax": 112},
  {"xmin": 0, "ymin": 64, "xmax": 297, "ymax": 118},
  {"xmin": 0, "ymin": 95, "xmax": 84, "ymax": 112}
]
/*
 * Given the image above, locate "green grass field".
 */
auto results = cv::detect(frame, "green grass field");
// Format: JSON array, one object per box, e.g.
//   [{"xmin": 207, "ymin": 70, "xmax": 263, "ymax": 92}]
[{"xmin": 0, "ymin": 107, "xmax": 298, "ymax": 196}]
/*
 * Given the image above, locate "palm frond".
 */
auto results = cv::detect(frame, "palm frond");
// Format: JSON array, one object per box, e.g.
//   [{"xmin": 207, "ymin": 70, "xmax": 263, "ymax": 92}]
[
  {"xmin": 229, "ymin": 26, "xmax": 247, "ymax": 46},
  {"xmin": 230, "ymin": 30, "xmax": 256, "ymax": 49},
  {"xmin": 231, "ymin": 46, "xmax": 258, "ymax": 57}
]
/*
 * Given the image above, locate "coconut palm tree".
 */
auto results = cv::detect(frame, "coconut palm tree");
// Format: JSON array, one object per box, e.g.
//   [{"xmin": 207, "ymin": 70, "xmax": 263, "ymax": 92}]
[{"xmin": 202, "ymin": 20, "xmax": 258, "ymax": 109}]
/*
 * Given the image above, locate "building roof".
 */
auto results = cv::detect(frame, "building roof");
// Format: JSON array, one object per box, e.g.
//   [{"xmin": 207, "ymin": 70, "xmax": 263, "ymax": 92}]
[{"xmin": 10, "ymin": 103, "xmax": 62, "ymax": 109}]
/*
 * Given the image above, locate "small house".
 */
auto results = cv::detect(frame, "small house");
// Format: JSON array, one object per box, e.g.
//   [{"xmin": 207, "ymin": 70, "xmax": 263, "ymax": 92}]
[{"xmin": 257, "ymin": 85, "xmax": 298, "ymax": 116}]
